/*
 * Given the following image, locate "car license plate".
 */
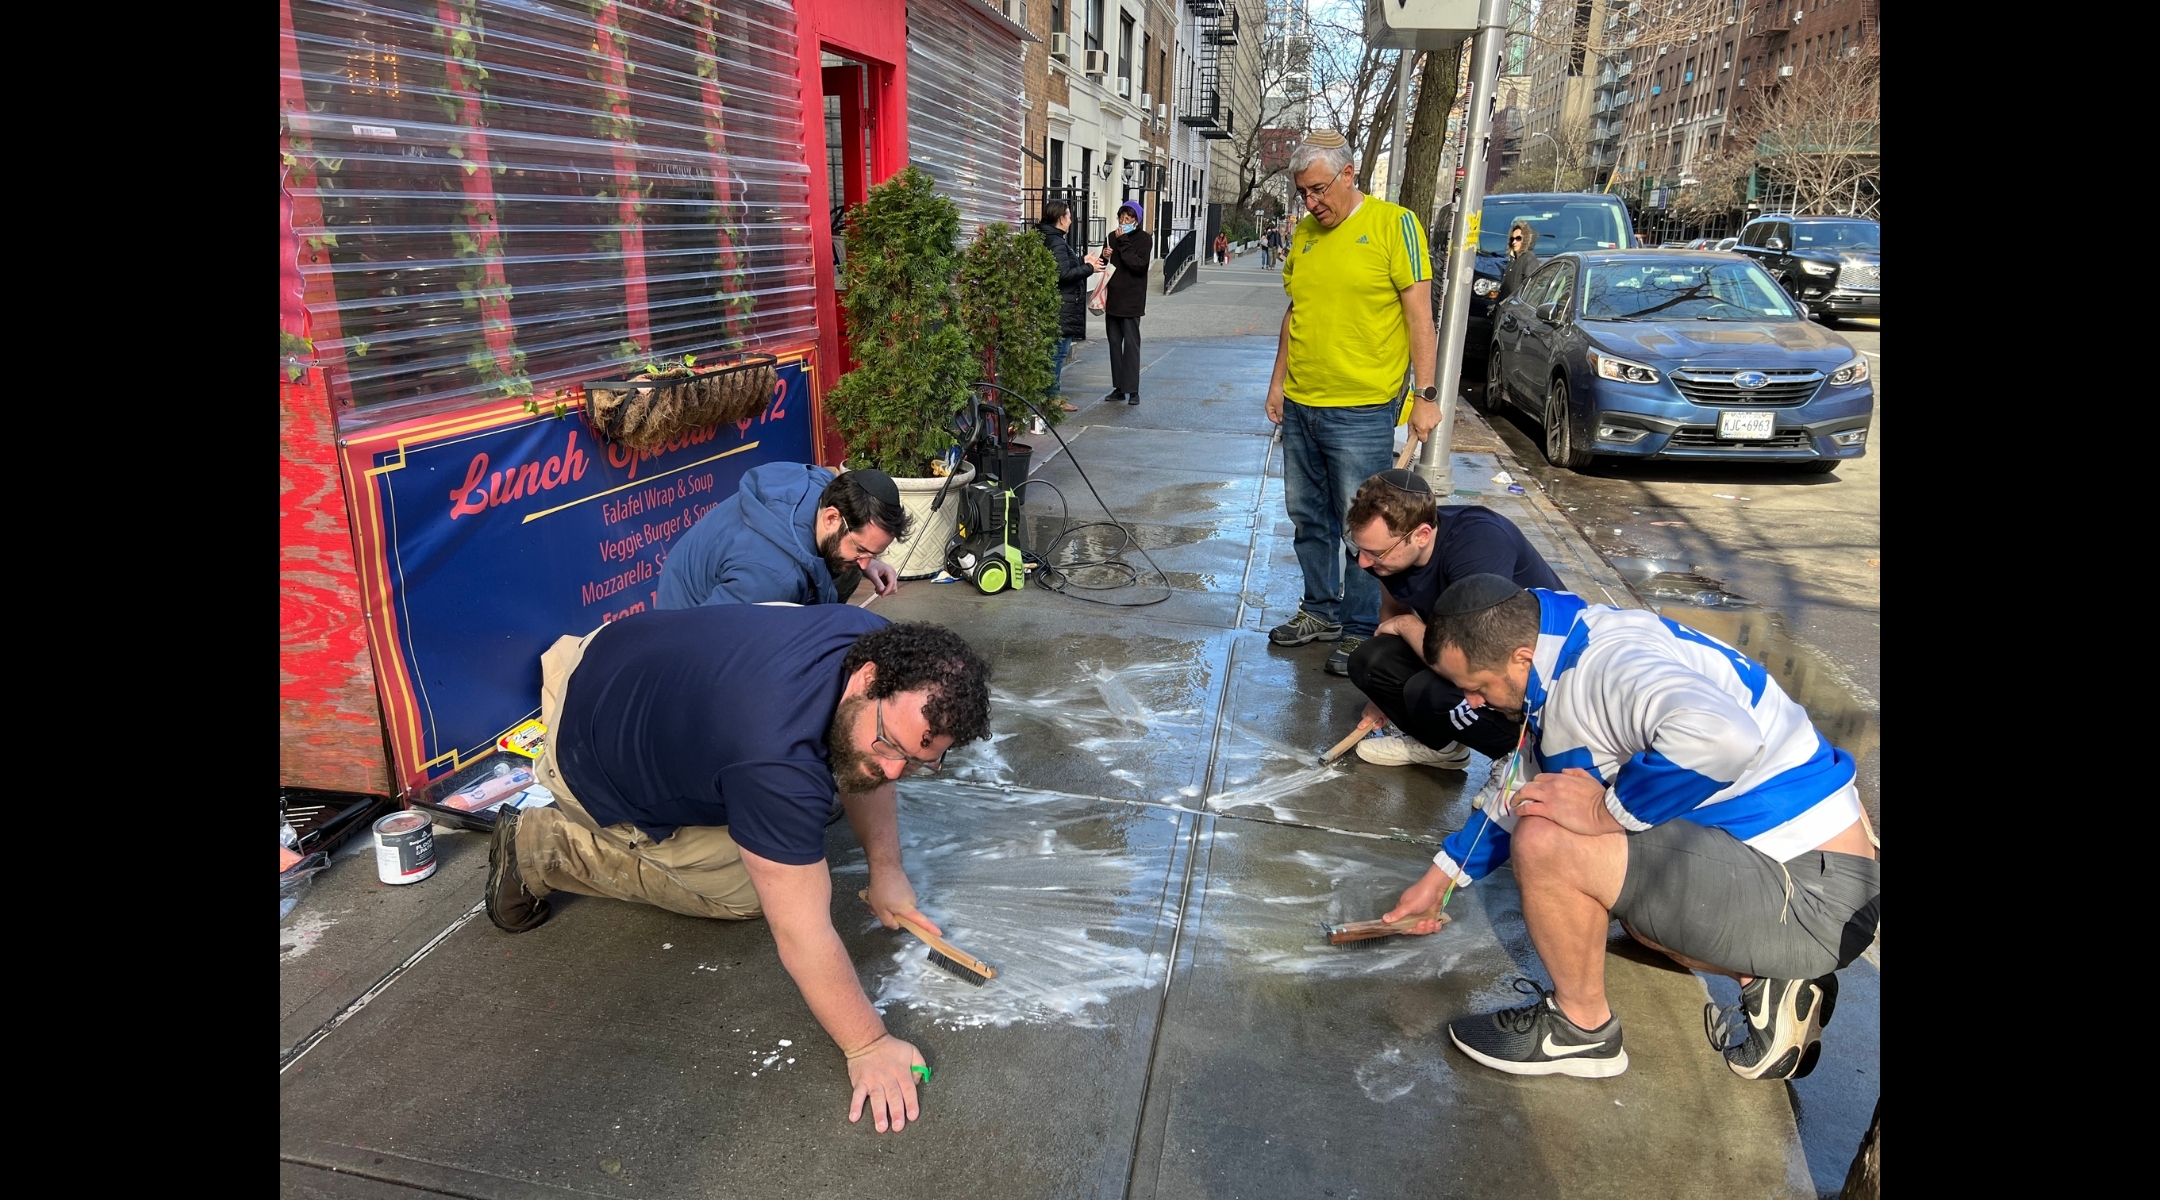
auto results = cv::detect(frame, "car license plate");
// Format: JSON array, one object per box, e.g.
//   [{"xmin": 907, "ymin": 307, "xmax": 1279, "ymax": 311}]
[{"xmin": 1718, "ymin": 410, "xmax": 1776, "ymax": 440}]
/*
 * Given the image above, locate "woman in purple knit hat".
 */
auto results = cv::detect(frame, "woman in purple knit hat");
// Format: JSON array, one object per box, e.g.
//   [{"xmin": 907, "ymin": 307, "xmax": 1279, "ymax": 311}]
[{"xmin": 1099, "ymin": 200, "xmax": 1151, "ymax": 405}]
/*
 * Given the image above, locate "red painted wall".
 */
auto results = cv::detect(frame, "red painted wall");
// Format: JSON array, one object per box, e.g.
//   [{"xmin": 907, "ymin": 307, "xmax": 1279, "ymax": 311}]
[{"xmin": 796, "ymin": 0, "xmax": 911, "ymax": 465}]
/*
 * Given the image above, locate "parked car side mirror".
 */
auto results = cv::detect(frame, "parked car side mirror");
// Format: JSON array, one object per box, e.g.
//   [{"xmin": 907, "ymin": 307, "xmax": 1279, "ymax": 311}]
[
  {"xmin": 1765, "ymin": 236, "xmax": 1786, "ymax": 251},
  {"xmin": 1536, "ymin": 301, "xmax": 1561, "ymax": 323}
]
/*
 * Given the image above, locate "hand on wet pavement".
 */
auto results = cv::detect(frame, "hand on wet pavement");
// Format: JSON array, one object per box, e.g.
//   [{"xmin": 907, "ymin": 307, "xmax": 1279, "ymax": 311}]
[
  {"xmin": 1510, "ymin": 767, "xmax": 1622, "ymax": 837},
  {"xmin": 846, "ymin": 1034, "xmax": 926, "ymax": 1133}
]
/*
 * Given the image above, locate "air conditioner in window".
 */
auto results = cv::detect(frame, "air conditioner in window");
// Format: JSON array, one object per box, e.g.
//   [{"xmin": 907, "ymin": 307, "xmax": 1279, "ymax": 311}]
[
  {"xmin": 1084, "ymin": 49, "xmax": 1110, "ymax": 77},
  {"xmin": 1050, "ymin": 32, "xmax": 1069, "ymax": 61},
  {"xmin": 1157, "ymin": 103, "xmax": 1169, "ymax": 121},
  {"xmin": 1116, "ymin": 77, "xmax": 1132, "ymax": 98},
  {"xmin": 1777, "ymin": 64, "xmax": 1794, "ymax": 77},
  {"xmin": 1139, "ymin": 92, "xmax": 1152, "ymax": 111},
  {"xmin": 1793, "ymin": 9, "xmax": 1804, "ymax": 21}
]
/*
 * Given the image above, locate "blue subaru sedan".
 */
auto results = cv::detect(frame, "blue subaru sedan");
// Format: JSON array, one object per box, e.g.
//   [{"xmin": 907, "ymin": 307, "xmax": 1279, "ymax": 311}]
[{"xmin": 1479, "ymin": 251, "xmax": 1874, "ymax": 473}]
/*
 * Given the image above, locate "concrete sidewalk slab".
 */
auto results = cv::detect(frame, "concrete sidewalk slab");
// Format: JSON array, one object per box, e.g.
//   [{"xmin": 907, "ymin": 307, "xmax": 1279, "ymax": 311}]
[
  {"xmin": 1126, "ymin": 818, "xmax": 1809, "ymax": 1200},
  {"xmin": 284, "ymin": 285, "xmax": 1841, "ymax": 1198}
]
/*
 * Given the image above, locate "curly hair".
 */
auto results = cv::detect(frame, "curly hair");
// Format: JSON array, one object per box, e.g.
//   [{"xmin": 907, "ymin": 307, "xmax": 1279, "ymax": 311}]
[{"xmin": 842, "ymin": 622, "xmax": 993, "ymax": 744}]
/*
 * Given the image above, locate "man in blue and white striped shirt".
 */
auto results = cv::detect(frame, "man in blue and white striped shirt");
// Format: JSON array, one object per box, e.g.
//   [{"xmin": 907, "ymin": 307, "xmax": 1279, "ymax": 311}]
[{"xmin": 1384, "ymin": 576, "xmax": 1880, "ymax": 1081}]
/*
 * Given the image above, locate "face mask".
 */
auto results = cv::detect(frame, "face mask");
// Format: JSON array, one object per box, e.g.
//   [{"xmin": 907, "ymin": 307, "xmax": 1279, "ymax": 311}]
[{"xmin": 1119, "ymin": 221, "xmax": 1136, "ymax": 234}]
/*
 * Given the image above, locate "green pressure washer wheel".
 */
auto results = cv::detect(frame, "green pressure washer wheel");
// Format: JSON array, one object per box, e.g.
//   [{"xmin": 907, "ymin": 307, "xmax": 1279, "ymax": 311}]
[{"xmin": 976, "ymin": 559, "xmax": 1009, "ymax": 593}]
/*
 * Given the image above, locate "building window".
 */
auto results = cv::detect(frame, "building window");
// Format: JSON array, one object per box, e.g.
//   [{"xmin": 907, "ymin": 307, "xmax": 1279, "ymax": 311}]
[
  {"xmin": 1118, "ymin": 11, "xmax": 1133, "ymax": 83},
  {"xmin": 1049, "ymin": 138, "xmax": 1064, "ymax": 188},
  {"xmin": 1140, "ymin": 32, "xmax": 1150, "ymax": 93},
  {"xmin": 1086, "ymin": 0, "xmax": 1103, "ymax": 52},
  {"xmin": 1723, "ymin": 41, "xmax": 1733, "ymax": 69},
  {"xmin": 1715, "ymin": 87, "xmax": 1725, "ymax": 114},
  {"xmin": 1051, "ymin": 0, "xmax": 1064, "ymax": 35}
]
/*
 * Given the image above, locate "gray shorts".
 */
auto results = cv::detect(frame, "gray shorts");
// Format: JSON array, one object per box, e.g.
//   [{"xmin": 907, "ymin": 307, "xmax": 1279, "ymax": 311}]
[{"xmin": 1610, "ymin": 818, "xmax": 1880, "ymax": 981}]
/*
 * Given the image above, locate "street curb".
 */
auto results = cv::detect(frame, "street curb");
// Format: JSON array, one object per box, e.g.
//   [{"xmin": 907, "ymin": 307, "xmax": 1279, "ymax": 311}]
[{"xmin": 1452, "ymin": 405, "xmax": 1647, "ymax": 612}]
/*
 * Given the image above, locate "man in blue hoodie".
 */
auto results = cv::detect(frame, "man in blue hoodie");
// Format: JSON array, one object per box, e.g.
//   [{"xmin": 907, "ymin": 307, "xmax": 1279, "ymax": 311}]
[{"xmin": 657, "ymin": 464, "xmax": 912, "ymax": 609}]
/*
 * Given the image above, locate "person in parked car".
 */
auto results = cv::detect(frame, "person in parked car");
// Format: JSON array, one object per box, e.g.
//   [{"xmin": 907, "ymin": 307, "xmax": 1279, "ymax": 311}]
[
  {"xmin": 1493, "ymin": 220, "xmax": 1541, "ymax": 308},
  {"xmin": 1037, "ymin": 200, "xmax": 1101, "ymax": 413}
]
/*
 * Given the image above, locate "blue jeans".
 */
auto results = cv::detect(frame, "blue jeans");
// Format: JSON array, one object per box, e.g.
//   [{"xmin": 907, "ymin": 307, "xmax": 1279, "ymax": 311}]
[
  {"xmin": 1281, "ymin": 398, "xmax": 1398, "ymax": 637},
  {"xmin": 1051, "ymin": 337, "xmax": 1073, "ymax": 394}
]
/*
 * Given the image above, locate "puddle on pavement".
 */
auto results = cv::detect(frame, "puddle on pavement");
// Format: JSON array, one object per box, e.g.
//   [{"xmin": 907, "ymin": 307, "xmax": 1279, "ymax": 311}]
[
  {"xmin": 844, "ymin": 784, "xmax": 1177, "ymax": 1029},
  {"xmin": 1611, "ymin": 556, "xmax": 1756, "ymax": 608}
]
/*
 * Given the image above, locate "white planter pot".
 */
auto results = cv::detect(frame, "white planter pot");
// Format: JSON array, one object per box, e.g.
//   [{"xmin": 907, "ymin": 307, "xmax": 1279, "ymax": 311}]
[{"xmin": 872, "ymin": 462, "xmax": 975, "ymax": 580}]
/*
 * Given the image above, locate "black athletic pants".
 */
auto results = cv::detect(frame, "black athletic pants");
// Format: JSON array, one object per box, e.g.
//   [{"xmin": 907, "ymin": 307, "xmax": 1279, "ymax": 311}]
[
  {"xmin": 1105, "ymin": 315, "xmax": 1142, "ymax": 396},
  {"xmin": 1345, "ymin": 634, "xmax": 1524, "ymax": 761}
]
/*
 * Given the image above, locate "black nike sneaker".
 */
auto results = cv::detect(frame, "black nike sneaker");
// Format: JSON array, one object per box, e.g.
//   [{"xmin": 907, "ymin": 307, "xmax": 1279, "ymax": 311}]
[
  {"xmin": 1448, "ymin": 978, "xmax": 1628, "ymax": 1078},
  {"xmin": 1706, "ymin": 974, "xmax": 1834, "ymax": 1080}
]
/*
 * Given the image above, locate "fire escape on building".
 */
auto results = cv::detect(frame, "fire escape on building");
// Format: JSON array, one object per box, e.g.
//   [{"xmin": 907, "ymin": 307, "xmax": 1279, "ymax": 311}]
[{"xmin": 1179, "ymin": 2, "xmax": 1238, "ymax": 142}]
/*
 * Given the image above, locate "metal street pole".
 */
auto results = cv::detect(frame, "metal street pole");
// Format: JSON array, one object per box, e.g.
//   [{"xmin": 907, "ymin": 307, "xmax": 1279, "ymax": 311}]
[
  {"xmin": 1388, "ymin": 48, "xmax": 1412, "ymax": 202},
  {"xmin": 1418, "ymin": 0, "xmax": 1509, "ymax": 494},
  {"xmin": 1527, "ymin": 130, "xmax": 1559, "ymax": 191}
]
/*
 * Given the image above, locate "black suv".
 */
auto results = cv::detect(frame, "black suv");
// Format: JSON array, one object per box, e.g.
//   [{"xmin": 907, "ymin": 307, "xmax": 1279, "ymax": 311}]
[{"xmin": 1733, "ymin": 214, "xmax": 1879, "ymax": 321}]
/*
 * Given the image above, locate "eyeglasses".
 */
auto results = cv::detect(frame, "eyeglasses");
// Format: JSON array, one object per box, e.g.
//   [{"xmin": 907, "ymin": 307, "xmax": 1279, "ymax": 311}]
[
  {"xmin": 871, "ymin": 698, "xmax": 947, "ymax": 776},
  {"xmin": 1293, "ymin": 171, "xmax": 1344, "ymax": 203},
  {"xmin": 1508, "ymin": 235, "xmax": 1524, "ymax": 244},
  {"xmin": 1344, "ymin": 527, "xmax": 1411, "ymax": 565}
]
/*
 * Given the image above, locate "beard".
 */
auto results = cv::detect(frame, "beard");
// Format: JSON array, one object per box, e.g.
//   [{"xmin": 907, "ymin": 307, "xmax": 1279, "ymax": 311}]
[
  {"xmin": 826, "ymin": 694, "xmax": 888, "ymax": 794},
  {"xmin": 818, "ymin": 529, "xmax": 864, "ymax": 597}
]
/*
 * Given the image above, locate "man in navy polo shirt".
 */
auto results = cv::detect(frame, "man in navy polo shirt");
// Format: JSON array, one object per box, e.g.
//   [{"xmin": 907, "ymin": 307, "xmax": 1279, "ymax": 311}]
[
  {"xmin": 485, "ymin": 603, "xmax": 992, "ymax": 1135},
  {"xmin": 1339, "ymin": 469, "xmax": 1562, "ymax": 768}
]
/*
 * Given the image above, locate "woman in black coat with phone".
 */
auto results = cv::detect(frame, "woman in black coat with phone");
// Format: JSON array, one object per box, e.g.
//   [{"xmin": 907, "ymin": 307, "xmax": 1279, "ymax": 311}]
[
  {"xmin": 1101, "ymin": 200, "xmax": 1151, "ymax": 405},
  {"xmin": 1037, "ymin": 200, "xmax": 1100, "ymax": 411}
]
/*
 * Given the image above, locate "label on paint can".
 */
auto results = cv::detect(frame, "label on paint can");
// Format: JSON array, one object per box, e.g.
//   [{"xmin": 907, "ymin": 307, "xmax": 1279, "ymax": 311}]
[{"xmin": 374, "ymin": 811, "xmax": 438, "ymax": 885}]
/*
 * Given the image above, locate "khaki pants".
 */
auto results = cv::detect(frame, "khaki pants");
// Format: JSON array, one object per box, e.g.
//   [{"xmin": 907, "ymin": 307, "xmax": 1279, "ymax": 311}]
[{"xmin": 515, "ymin": 628, "xmax": 764, "ymax": 920}]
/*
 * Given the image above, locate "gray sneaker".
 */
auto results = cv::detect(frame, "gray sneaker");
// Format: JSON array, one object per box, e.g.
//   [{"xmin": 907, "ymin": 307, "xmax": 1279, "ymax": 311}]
[
  {"xmin": 1270, "ymin": 610, "xmax": 1344, "ymax": 646},
  {"xmin": 1324, "ymin": 636, "xmax": 1366, "ymax": 675}
]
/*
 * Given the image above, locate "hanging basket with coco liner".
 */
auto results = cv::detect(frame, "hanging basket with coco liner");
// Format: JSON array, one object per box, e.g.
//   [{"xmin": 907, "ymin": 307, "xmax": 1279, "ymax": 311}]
[{"xmin": 580, "ymin": 352, "xmax": 779, "ymax": 451}]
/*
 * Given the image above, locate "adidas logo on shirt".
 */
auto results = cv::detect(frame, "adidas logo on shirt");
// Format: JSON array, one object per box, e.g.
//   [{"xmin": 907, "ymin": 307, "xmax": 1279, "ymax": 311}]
[{"xmin": 1356, "ymin": 235, "xmax": 1370, "ymax": 243}]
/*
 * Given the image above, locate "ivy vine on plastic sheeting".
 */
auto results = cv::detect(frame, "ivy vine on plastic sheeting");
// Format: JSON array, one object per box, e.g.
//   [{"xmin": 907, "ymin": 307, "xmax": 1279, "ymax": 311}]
[{"xmin": 432, "ymin": 0, "xmax": 533, "ymax": 400}]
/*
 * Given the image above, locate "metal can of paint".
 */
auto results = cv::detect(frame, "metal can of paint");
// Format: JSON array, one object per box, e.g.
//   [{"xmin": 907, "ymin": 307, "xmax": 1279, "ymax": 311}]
[{"xmin": 373, "ymin": 811, "xmax": 438, "ymax": 885}]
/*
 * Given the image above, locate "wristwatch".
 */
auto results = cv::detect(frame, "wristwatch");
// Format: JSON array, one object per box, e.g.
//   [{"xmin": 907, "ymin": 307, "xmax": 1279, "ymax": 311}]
[{"xmin": 1416, "ymin": 385, "xmax": 1440, "ymax": 401}]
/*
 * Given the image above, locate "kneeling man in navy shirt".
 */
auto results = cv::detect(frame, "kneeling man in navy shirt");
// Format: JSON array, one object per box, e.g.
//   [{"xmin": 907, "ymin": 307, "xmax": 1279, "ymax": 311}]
[{"xmin": 486, "ymin": 603, "xmax": 992, "ymax": 1134}]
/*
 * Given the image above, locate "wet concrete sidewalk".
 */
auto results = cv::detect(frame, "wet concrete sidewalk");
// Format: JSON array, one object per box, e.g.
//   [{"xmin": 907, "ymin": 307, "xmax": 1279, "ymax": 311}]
[{"xmin": 282, "ymin": 335, "xmax": 1870, "ymax": 1199}]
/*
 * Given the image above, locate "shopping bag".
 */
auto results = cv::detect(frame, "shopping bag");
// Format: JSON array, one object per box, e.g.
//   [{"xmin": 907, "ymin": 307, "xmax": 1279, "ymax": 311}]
[{"xmin": 1087, "ymin": 263, "xmax": 1116, "ymax": 314}]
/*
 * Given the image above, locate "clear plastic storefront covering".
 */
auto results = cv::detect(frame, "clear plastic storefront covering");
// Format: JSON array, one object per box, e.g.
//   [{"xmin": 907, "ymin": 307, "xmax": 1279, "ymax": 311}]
[
  {"xmin": 282, "ymin": 0, "xmax": 815, "ymax": 428},
  {"xmin": 905, "ymin": 0, "xmax": 1024, "ymax": 244}
]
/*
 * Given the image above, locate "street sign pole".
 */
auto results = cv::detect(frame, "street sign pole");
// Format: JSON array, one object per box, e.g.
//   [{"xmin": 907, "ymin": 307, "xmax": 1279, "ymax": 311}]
[
  {"xmin": 1417, "ymin": 0, "xmax": 1509, "ymax": 495},
  {"xmin": 1388, "ymin": 48, "xmax": 1412, "ymax": 203}
]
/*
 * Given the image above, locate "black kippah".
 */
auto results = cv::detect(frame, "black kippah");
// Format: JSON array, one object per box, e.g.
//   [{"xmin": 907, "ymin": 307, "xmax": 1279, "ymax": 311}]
[
  {"xmin": 1373, "ymin": 467, "xmax": 1432, "ymax": 495},
  {"xmin": 1435, "ymin": 573, "xmax": 1524, "ymax": 616},
  {"xmin": 845, "ymin": 468, "xmax": 901, "ymax": 509}
]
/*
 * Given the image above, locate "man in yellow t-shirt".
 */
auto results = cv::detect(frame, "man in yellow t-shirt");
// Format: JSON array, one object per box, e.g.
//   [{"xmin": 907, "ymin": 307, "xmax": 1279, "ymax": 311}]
[{"xmin": 1265, "ymin": 131, "xmax": 1440, "ymax": 677}]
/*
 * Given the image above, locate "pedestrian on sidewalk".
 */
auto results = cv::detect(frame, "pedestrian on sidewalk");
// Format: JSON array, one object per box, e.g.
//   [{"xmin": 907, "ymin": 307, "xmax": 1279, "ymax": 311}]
[
  {"xmin": 1387, "ymin": 576, "xmax": 1879, "ymax": 1082},
  {"xmin": 1212, "ymin": 230, "xmax": 1228, "ymax": 264},
  {"xmin": 1037, "ymin": 200, "xmax": 1100, "ymax": 413},
  {"xmin": 485, "ymin": 605, "xmax": 993, "ymax": 1132},
  {"xmin": 1265, "ymin": 129, "xmax": 1441, "ymax": 667},
  {"xmin": 1264, "ymin": 223, "xmax": 1283, "ymax": 269},
  {"xmin": 1337, "ymin": 467, "xmax": 1561, "ymax": 756},
  {"xmin": 1101, "ymin": 200, "xmax": 1151, "ymax": 405}
]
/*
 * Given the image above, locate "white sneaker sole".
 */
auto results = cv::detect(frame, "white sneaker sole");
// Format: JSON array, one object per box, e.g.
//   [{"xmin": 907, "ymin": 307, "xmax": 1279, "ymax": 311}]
[
  {"xmin": 1726, "ymin": 979, "xmax": 1825, "ymax": 1081},
  {"xmin": 1450, "ymin": 1028, "xmax": 1630, "ymax": 1078},
  {"xmin": 1355, "ymin": 739, "xmax": 1473, "ymax": 769}
]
